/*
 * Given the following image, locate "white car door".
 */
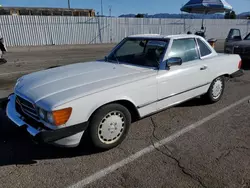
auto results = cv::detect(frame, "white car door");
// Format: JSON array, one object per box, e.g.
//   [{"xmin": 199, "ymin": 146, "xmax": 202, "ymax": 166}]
[
  {"xmin": 157, "ymin": 38, "xmax": 211, "ymax": 110},
  {"xmin": 196, "ymin": 37, "xmax": 216, "ymax": 82}
]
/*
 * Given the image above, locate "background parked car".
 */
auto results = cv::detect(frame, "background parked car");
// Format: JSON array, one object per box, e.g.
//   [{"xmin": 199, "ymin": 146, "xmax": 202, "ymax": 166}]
[{"xmin": 224, "ymin": 28, "xmax": 250, "ymax": 64}]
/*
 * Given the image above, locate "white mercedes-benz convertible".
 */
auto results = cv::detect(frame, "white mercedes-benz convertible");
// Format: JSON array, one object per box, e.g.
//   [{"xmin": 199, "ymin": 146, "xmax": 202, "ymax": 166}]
[{"xmin": 6, "ymin": 34, "xmax": 243, "ymax": 149}]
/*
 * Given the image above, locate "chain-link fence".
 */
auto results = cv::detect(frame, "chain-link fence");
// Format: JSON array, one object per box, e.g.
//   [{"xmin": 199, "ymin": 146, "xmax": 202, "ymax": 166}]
[{"xmin": 0, "ymin": 15, "xmax": 249, "ymax": 47}]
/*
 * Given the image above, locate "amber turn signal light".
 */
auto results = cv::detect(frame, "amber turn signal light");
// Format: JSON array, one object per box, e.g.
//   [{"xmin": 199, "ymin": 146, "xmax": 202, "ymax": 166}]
[{"xmin": 52, "ymin": 107, "xmax": 72, "ymax": 126}]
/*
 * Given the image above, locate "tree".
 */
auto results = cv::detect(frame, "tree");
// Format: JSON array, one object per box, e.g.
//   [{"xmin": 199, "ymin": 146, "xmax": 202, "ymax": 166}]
[
  {"xmin": 224, "ymin": 11, "xmax": 237, "ymax": 19},
  {"xmin": 135, "ymin": 14, "xmax": 144, "ymax": 18},
  {"xmin": 229, "ymin": 11, "xmax": 236, "ymax": 19},
  {"xmin": 224, "ymin": 11, "xmax": 230, "ymax": 19}
]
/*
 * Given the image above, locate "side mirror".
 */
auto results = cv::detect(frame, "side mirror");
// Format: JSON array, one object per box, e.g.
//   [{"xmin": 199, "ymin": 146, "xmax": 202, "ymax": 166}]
[{"xmin": 166, "ymin": 57, "xmax": 182, "ymax": 68}]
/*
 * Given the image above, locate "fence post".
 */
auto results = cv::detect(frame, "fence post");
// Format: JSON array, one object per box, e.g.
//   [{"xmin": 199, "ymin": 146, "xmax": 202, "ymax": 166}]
[{"xmin": 96, "ymin": 15, "xmax": 102, "ymax": 43}]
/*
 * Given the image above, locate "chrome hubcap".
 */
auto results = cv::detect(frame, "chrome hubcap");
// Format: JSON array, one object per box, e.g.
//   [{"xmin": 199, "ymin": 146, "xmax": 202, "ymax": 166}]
[
  {"xmin": 212, "ymin": 79, "xmax": 223, "ymax": 99},
  {"xmin": 98, "ymin": 111, "xmax": 125, "ymax": 144}
]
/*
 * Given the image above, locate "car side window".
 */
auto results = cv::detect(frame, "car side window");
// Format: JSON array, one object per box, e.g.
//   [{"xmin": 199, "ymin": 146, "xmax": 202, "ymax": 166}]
[
  {"xmin": 197, "ymin": 38, "xmax": 212, "ymax": 57},
  {"xmin": 230, "ymin": 29, "xmax": 241, "ymax": 38},
  {"xmin": 168, "ymin": 38, "xmax": 199, "ymax": 63}
]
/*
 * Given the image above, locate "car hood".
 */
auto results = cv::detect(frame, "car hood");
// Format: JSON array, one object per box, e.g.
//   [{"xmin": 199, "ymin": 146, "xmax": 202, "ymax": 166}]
[
  {"xmin": 15, "ymin": 61, "xmax": 156, "ymax": 108},
  {"xmin": 227, "ymin": 40, "xmax": 250, "ymax": 47}
]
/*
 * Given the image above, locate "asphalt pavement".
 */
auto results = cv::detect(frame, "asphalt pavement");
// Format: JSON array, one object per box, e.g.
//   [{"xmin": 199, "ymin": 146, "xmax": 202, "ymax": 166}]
[{"xmin": 0, "ymin": 41, "xmax": 250, "ymax": 188}]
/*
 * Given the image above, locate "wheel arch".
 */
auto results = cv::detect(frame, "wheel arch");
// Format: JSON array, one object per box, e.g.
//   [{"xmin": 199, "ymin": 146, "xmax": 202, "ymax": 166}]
[
  {"xmin": 206, "ymin": 74, "xmax": 227, "ymax": 93},
  {"xmin": 220, "ymin": 73, "xmax": 230, "ymax": 80},
  {"xmin": 211, "ymin": 73, "xmax": 230, "ymax": 83},
  {"xmin": 215, "ymin": 72, "xmax": 230, "ymax": 78},
  {"xmin": 88, "ymin": 99, "xmax": 140, "ymax": 123}
]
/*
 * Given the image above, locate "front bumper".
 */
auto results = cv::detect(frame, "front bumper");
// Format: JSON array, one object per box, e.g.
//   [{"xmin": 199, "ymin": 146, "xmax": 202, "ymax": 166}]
[
  {"xmin": 6, "ymin": 94, "xmax": 88, "ymax": 144},
  {"xmin": 230, "ymin": 69, "xmax": 244, "ymax": 78}
]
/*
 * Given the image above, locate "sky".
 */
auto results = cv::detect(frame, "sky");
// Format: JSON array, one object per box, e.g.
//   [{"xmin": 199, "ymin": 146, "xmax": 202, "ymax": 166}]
[{"xmin": 0, "ymin": 0, "xmax": 249, "ymax": 16}]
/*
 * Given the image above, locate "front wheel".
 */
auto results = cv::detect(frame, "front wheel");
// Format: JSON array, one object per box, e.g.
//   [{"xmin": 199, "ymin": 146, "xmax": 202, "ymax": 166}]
[
  {"xmin": 89, "ymin": 103, "xmax": 131, "ymax": 150},
  {"xmin": 204, "ymin": 76, "xmax": 225, "ymax": 103}
]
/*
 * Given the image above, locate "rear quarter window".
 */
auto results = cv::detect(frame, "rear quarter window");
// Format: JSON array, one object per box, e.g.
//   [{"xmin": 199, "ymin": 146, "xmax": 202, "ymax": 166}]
[{"xmin": 197, "ymin": 38, "xmax": 212, "ymax": 57}]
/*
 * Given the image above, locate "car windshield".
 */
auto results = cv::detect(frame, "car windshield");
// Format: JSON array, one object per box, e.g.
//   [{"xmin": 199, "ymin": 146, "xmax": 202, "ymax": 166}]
[
  {"xmin": 244, "ymin": 33, "xmax": 250, "ymax": 40},
  {"xmin": 107, "ymin": 38, "xmax": 169, "ymax": 68}
]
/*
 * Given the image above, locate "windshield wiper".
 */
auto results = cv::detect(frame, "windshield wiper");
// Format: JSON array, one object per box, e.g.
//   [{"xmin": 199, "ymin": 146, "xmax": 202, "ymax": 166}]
[
  {"xmin": 113, "ymin": 53, "xmax": 120, "ymax": 64},
  {"xmin": 104, "ymin": 56, "xmax": 109, "ymax": 62},
  {"xmin": 105, "ymin": 54, "xmax": 120, "ymax": 64}
]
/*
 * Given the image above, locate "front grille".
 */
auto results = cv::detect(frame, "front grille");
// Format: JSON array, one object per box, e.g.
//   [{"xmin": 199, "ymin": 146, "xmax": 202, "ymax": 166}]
[
  {"xmin": 15, "ymin": 95, "xmax": 50, "ymax": 130},
  {"xmin": 15, "ymin": 95, "xmax": 39, "ymax": 120}
]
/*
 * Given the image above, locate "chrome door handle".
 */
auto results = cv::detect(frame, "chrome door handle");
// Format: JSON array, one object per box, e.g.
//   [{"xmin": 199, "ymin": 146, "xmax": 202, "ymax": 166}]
[{"xmin": 200, "ymin": 65, "xmax": 207, "ymax": 70}]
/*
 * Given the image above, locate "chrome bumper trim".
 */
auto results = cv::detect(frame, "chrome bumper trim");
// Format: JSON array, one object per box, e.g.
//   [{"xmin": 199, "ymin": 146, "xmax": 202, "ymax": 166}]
[{"xmin": 6, "ymin": 94, "xmax": 40, "ymax": 136}]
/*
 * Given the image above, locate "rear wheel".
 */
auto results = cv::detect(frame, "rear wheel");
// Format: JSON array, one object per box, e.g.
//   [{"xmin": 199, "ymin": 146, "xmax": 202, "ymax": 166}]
[
  {"xmin": 204, "ymin": 76, "xmax": 225, "ymax": 103},
  {"xmin": 89, "ymin": 103, "xmax": 131, "ymax": 150}
]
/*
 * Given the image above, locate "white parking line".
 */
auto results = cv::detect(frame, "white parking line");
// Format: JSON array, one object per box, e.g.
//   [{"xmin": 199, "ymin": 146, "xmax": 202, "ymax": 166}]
[
  {"xmin": 68, "ymin": 95, "xmax": 250, "ymax": 188},
  {"xmin": 0, "ymin": 69, "xmax": 41, "ymax": 76}
]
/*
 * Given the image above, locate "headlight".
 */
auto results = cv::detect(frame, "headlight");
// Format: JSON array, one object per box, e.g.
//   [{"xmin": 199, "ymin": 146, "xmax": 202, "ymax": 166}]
[
  {"xmin": 47, "ymin": 112, "xmax": 54, "ymax": 124},
  {"xmin": 38, "ymin": 107, "xmax": 72, "ymax": 126},
  {"xmin": 38, "ymin": 108, "xmax": 46, "ymax": 119}
]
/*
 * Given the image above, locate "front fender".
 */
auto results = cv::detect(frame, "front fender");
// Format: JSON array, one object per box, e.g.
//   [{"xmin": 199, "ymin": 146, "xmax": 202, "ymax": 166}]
[
  {"xmin": 85, "ymin": 96, "xmax": 138, "ymax": 121},
  {"xmin": 60, "ymin": 93, "xmax": 139, "ymax": 127}
]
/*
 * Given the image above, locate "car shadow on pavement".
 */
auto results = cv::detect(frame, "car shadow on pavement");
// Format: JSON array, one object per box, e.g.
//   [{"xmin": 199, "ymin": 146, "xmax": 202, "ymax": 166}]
[
  {"xmin": 0, "ymin": 58, "xmax": 7, "ymax": 65},
  {"xmin": 0, "ymin": 95, "xmax": 209, "ymax": 167},
  {"xmin": 0, "ymin": 107, "xmax": 101, "ymax": 167},
  {"xmin": 177, "ymin": 97, "xmax": 210, "ymax": 107}
]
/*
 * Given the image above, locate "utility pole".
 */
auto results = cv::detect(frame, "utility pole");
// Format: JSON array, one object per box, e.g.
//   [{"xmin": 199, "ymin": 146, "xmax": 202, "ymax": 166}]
[
  {"xmin": 109, "ymin": 6, "xmax": 112, "ymax": 17},
  {"xmin": 68, "ymin": 0, "xmax": 71, "ymax": 9},
  {"xmin": 181, "ymin": 4, "xmax": 186, "ymax": 33},
  {"xmin": 101, "ymin": 0, "xmax": 103, "ymax": 16}
]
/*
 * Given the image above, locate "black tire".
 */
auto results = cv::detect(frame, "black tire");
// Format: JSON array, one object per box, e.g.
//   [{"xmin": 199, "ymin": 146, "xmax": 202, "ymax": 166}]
[
  {"xmin": 203, "ymin": 76, "xmax": 225, "ymax": 103},
  {"xmin": 89, "ymin": 103, "xmax": 131, "ymax": 150}
]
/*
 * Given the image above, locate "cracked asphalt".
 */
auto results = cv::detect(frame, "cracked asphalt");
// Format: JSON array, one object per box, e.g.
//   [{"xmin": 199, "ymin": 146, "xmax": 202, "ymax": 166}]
[{"xmin": 0, "ymin": 42, "xmax": 250, "ymax": 188}]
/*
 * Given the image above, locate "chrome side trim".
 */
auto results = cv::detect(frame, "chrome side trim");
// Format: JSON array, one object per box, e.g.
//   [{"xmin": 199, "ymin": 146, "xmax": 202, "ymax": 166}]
[
  {"xmin": 140, "ymin": 93, "xmax": 206, "ymax": 118},
  {"xmin": 137, "ymin": 82, "xmax": 211, "ymax": 109}
]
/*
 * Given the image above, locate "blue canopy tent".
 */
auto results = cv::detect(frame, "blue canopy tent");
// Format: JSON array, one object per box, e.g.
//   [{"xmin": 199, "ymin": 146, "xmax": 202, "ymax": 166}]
[
  {"xmin": 181, "ymin": 0, "xmax": 233, "ymax": 14},
  {"xmin": 181, "ymin": 0, "xmax": 233, "ymax": 37}
]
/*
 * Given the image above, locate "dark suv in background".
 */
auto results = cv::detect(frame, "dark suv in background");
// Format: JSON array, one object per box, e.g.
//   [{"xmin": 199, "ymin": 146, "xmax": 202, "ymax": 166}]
[{"xmin": 224, "ymin": 28, "xmax": 250, "ymax": 62}]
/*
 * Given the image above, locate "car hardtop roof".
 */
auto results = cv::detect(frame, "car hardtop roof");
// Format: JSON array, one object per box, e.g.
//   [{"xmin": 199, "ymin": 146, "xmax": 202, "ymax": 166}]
[{"xmin": 127, "ymin": 34, "xmax": 203, "ymax": 40}]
